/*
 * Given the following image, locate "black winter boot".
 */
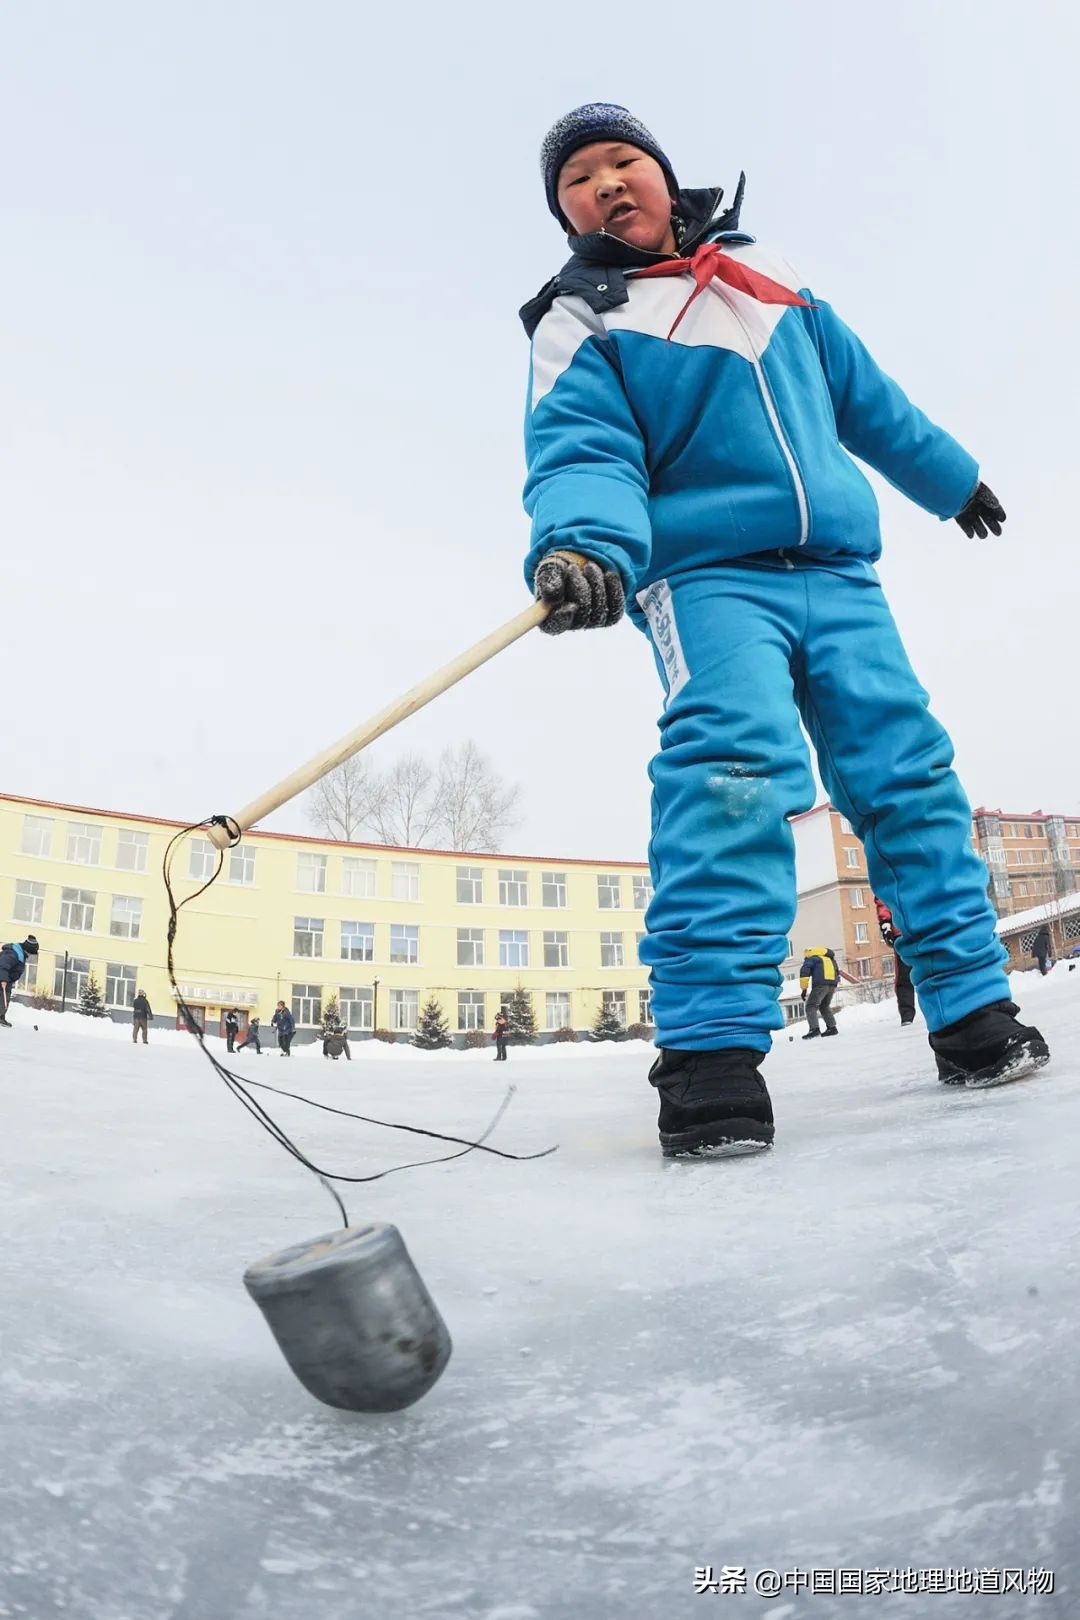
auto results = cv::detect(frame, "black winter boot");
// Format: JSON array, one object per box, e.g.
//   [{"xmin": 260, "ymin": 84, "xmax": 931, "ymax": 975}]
[
  {"xmin": 929, "ymin": 1000, "xmax": 1049, "ymax": 1089},
  {"xmin": 650, "ymin": 1048, "xmax": 774, "ymax": 1157}
]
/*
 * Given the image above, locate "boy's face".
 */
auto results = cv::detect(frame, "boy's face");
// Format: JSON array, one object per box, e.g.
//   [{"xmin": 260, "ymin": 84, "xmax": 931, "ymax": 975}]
[{"xmin": 557, "ymin": 141, "xmax": 676, "ymax": 254}]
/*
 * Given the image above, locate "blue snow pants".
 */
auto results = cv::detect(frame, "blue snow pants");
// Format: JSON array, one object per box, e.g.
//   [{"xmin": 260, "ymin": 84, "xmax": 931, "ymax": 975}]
[{"xmin": 634, "ymin": 560, "xmax": 1010, "ymax": 1052}]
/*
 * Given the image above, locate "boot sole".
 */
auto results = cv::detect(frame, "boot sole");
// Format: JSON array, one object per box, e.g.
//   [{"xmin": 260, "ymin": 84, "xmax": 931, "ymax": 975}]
[
  {"xmin": 938, "ymin": 1038, "xmax": 1051, "ymax": 1090},
  {"xmin": 660, "ymin": 1119, "xmax": 775, "ymax": 1159}
]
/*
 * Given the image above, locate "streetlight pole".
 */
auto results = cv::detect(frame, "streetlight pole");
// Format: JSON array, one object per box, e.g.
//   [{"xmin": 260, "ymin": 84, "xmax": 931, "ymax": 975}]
[
  {"xmin": 60, "ymin": 950, "xmax": 70, "ymax": 1014},
  {"xmin": 372, "ymin": 975, "xmax": 380, "ymax": 1038}
]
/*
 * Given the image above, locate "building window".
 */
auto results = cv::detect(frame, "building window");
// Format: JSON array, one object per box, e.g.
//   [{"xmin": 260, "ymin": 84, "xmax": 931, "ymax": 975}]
[
  {"xmin": 602, "ymin": 989, "xmax": 627, "ymax": 1024},
  {"xmin": 600, "ymin": 931, "xmax": 624, "ymax": 968},
  {"xmin": 458, "ymin": 990, "xmax": 486, "ymax": 1031},
  {"xmin": 116, "ymin": 829, "xmax": 149, "ymax": 872},
  {"xmin": 293, "ymin": 917, "xmax": 325, "ymax": 958},
  {"xmin": 341, "ymin": 857, "xmax": 377, "ymax": 898},
  {"xmin": 106, "ymin": 962, "xmax": 137, "ymax": 1009},
  {"xmin": 228, "ymin": 844, "xmax": 256, "ymax": 885},
  {"xmin": 341, "ymin": 921, "xmax": 374, "ymax": 962},
  {"xmin": 292, "ymin": 983, "xmax": 322, "ymax": 1026},
  {"xmin": 21, "ymin": 814, "xmax": 54, "ymax": 858},
  {"xmin": 632, "ymin": 875, "xmax": 653, "ymax": 909},
  {"xmin": 838, "ymin": 816, "xmax": 854, "ymax": 834},
  {"xmin": 881, "ymin": 955, "xmax": 895, "ymax": 978},
  {"xmin": 850, "ymin": 887, "xmax": 866, "ymax": 908},
  {"xmin": 843, "ymin": 847, "xmax": 860, "ymax": 869},
  {"xmin": 20, "ymin": 957, "xmax": 38, "ymax": 992},
  {"xmin": 65, "ymin": 821, "xmax": 102, "ymax": 865},
  {"xmin": 391, "ymin": 861, "xmax": 419, "ymax": 901},
  {"xmin": 109, "ymin": 895, "xmax": 142, "ymax": 940},
  {"xmin": 457, "ymin": 927, "xmax": 485, "ymax": 967},
  {"xmin": 542, "ymin": 871, "xmax": 567, "ymax": 908},
  {"xmin": 639, "ymin": 989, "xmax": 654, "ymax": 1025},
  {"xmin": 597, "ymin": 873, "xmax": 622, "ymax": 909},
  {"xmin": 499, "ymin": 869, "xmax": 528, "ymax": 906},
  {"xmin": 13, "ymin": 880, "xmax": 45, "ymax": 925},
  {"xmin": 297, "ymin": 852, "xmax": 327, "ymax": 893},
  {"xmin": 59, "ymin": 887, "xmax": 96, "ymax": 931},
  {"xmin": 853, "ymin": 922, "xmax": 869, "ymax": 944},
  {"xmin": 1016, "ymin": 882, "xmax": 1028, "ymax": 897},
  {"xmin": 390, "ymin": 988, "xmax": 418, "ymax": 1032},
  {"xmin": 1023, "ymin": 824, "xmax": 1032, "ymax": 838},
  {"xmin": 545, "ymin": 991, "xmax": 570, "ymax": 1031},
  {"xmin": 1002, "ymin": 823, "xmax": 1014, "ymax": 838},
  {"xmin": 636, "ymin": 933, "xmax": 646, "ymax": 963},
  {"xmin": 53, "ymin": 954, "xmax": 90, "ymax": 1002},
  {"xmin": 390, "ymin": 924, "xmax": 419, "ymax": 965},
  {"xmin": 456, "ymin": 866, "xmax": 483, "ymax": 904},
  {"xmin": 855, "ymin": 957, "xmax": 873, "ymax": 978},
  {"xmin": 340, "ymin": 986, "xmax": 373, "ymax": 1031},
  {"xmin": 543, "ymin": 930, "xmax": 569, "ymax": 968},
  {"xmin": 499, "ymin": 929, "xmax": 529, "ymax": 969},
  {"xmin": 188, "ymin": 837, "xmax": 217, "ymax": 881}
]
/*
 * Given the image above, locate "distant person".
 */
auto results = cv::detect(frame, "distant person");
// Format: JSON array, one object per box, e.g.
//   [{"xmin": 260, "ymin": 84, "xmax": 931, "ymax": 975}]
[
  {"xmin": 132, "ymin": 990, "xmax": 153, "ymax": 1044},
  {"xmin": 1030, "ymin": 925, "xmax": 1052, "ymax": 976},
  {"xmin": 0, "ymin": 936, "xmax": 38, "ymax": 1026},
  {"xmin": 799, "ymin": 947, "xmax": 839, "ymax": 1039},
  {"xmin": 875, "ymin": 898, "xmax": 916, "ymax": 1026},
  {"xmin": 493, "ymin": 1007, "xmax": 509, "ymax": 1061},
  {"xmin": 323, "ymin": 1021, "xmax": 352, "ymax": 1061},
  {"xmin": 272, "ymin": 1001, "xmax": 296, "ymax": 1056},
  {"xmin": 236, "ymin": 1015, "xmax": 261, "ymax": 1055},
  {"xmin": 224, "ymin": 1009, "xmax": 240, "ymax": 1053}
]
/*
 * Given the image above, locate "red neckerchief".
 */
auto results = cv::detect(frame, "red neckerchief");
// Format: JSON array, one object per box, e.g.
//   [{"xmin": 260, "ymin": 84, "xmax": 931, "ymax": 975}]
[{"xmin": 631, "ymin": 240, "xmax": 814, "ymax": 340}]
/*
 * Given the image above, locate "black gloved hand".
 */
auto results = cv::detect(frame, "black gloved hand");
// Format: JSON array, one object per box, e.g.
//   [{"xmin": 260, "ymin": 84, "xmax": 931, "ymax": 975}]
[
  {"xmin": 955, "ymin": 482, "xmax": 1006, "ymax": 539},
  {"xmin": 880, "ymin": 922, "xmax": 899, "ymax": 948},
  {"xmin": 534, "ymin": 551, "xmax": 626, "ymax": 636}
]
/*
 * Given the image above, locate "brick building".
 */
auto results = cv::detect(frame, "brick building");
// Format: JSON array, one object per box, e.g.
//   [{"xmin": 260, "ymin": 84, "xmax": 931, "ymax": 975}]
[{"xmin": 970, "ymin": 808, "xmax": 1080, "ymax": 917}]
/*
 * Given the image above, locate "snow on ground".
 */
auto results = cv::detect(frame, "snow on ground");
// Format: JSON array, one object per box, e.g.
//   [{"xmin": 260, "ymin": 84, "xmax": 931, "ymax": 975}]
[{"xmin": 3, "ymin": 968, "xmax": 1079, "ymax": 1619}]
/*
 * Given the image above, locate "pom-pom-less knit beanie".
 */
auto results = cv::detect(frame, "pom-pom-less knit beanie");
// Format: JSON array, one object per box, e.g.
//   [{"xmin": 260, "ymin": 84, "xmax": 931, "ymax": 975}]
[{"xmin": 540, "ymin": 103, "xmax": 679, "ymax": 226}]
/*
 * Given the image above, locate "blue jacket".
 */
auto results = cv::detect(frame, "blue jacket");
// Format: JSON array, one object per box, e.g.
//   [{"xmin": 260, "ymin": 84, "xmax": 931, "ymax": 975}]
[
  {"xmin": 272, "ymin": 1008, "xmax": 295, "ymax": 1037},
  {"xmin": 522, "ymin": 186, "xmax": 978, "ymax": 596},
  {"xmin": 0, "ymin": 942, "xmax": 28, "ymax": 985}
]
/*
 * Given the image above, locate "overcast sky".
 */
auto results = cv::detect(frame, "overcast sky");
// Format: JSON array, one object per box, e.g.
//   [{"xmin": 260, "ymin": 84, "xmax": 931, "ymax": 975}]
[{"xmin": 3, "ymin": 1, "xmax": 1077, "ymax": 861}]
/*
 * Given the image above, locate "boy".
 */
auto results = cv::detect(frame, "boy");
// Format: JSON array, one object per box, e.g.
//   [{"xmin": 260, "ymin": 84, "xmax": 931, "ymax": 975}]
[{"xmin": 521, "ymin": 103, "xmax": 1049, "ymax": 1157}]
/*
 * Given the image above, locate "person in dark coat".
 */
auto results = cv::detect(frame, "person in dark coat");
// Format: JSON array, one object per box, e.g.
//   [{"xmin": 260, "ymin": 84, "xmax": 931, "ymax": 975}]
[
  {"xmin": 132, "ymin": 990, "xmax": 152, "ymax": 1044},
  {"xmin": 1030, "ymin": 924, "xmax": 1052, "ymax": 976},
  {"xmin": 875, "ymin": 898, "xmax": 916, "ymax": 1025},
  {"xmin": 323, "ymin": 1021, "xmax": 352, "ymax": 1061},
  {"xmin": 493, "ymin": 1008, "xmax": 509, "ymax": 1061},
  {"xmin": 798, "ymin": 947, "xmax": 839, "ymax": 1038},
  {"xmin": 0, "ymin": 936, "xmax": 38, "ymax": 1025},
  {"xmin": 272, "ymin": 1001, "xmax": 296, "ymax": 1056},
  {"xmin": 236, "ymin": 1015, "xmax": 261, "ymax": 1054},
  {"xmin": 224, "ymin": 1009, "xmax": 240, "ymax": 1052}
]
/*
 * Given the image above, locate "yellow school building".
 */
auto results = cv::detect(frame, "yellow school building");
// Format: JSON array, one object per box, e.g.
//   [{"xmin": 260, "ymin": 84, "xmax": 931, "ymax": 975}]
[{"xmin": 0, "ymin": 791, "xmax": 655, "ymax": 1042}]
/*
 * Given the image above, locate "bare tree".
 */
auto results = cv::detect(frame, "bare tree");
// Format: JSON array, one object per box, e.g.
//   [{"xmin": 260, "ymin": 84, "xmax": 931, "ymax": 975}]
[
  {"xmin": 433, "ymin": 741, "xmax": 521, "ymax": 852},
  {"xmin": 306, "ymin": 754, "xmax": 384, "ymax": 842},
  {"xmin": 363, "ymin": 754, "xmax": 443, "ymax": 848}
]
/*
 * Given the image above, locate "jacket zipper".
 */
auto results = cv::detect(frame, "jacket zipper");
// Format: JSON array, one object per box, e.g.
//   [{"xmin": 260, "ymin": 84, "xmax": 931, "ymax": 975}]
[{"xmin": 720, "ymin": 288, "xmax": 810, "ymax": 547}]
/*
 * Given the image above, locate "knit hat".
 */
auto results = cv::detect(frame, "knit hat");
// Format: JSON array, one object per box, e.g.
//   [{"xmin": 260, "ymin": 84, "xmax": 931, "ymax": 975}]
[{"xmin": 540, "ymin": 103, "xmax": 679, "ymax": 226}]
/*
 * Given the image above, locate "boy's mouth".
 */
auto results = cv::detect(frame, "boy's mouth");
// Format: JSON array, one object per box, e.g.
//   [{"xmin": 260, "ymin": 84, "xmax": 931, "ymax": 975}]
[{"xmin": 606, "ymin": 201, "xmax": 638, "ymax": 227}]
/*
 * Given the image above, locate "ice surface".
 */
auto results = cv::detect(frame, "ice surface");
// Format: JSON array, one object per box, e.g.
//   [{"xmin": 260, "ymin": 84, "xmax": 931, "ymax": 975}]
[{"xmin": 2, "ymin": 970, "xmax": 1078, "ymax": 1618}]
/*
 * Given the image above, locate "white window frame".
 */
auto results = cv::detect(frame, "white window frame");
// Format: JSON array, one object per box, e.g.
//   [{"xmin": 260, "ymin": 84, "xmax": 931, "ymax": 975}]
[
  {"xmin": 297, "ymin": 852, "xmax": 328, "ymax": 893},
  {"xmin": 65, "ymin": 821, "xmax": 102, "ymax": 866},
  {"xmin": 391, "ymin": 861, "xmax": 420, "ymax": 902},
  {"xmin": 340, "ymin": 920, "xmax": 374, "ymax": 962},
  {"xmin": 109, "ymin": 894, "xmax": 143, "ymax": 941},
  {"xmin": 293, "ymin": 916, "xmax": 325, "ymax": 959},
  {"xmin": 116, "ymin": 829, "xmax": 149, "ymax": 873},
  {"xmin": 597, "ymin": 874, "xmax": 622, "ymax": 910},
  {"xmin": 545, "ymin": 990, "xmax": 571, "ymax": 1031},
  {"xmin": 457, "ymin": 927, "xmax": 485, "ymax": 968},
  {"xmin": 600, "ymin": 931, "xmax": 624, "ymax": 968},
  {"xmin": 638, "ymin": 988, "xmax": 654, "ymax": 1025},
  {"xmin": 390, "ymin": 923, "xmax": 419, "ymax": 965},
  {"xmin": 340, "ymin": 986, "xmax": 373, "ymax": 1031},
  {"xmin": 542, "ymin": 871, "xmax": 567, "ymax": 908},
  {"xmin": 106, "ymin": 962, "xmax": 137, "ymax": 1009},
  {"xmin": 188, "ymin": 837, "xmax": 217, "ymax": 882},
  {"xmin": 850, "ymin": 887, "xmax": 866, "ymax": 908},
  {"xmin": 543, "ymin": 930, "xmax": 569, "ymax": 968},
  {"xmin": 457, "ymin": 990, "xmax": 486, "ymax": 1031},
  {"xmin": 54, "ymin": 954, "xmax": 91, "ymax": 1002},
  {"xmin": 13, "ymin": 879, "xmax": 45, "ymax": 925},
  {"xmin": 602, "ymin": 989, "xmax": 627, "ymax": 1024},
  {"xmin": 21, "ymin": 814, "xmax": 54, "ymax": 858},
  {"xmin": 390, "ymin": 988, "xmax": 418, "ymax": 1032},
  {"xmin": 853, "ymin": 922, "xmax": 869, "ymax": 944},
  {"xmin": 843, "ymin": 847, "xmax": 860, "ymax": 869},
  {"xmin": 342, "ymin": 857, "xmax": 377, "ymax": 898},
  {"xmin": 228, "ymin": 844, "xmax": 256, "ymax": 885},
  {"xmin": 632, "ymin": 875, "xmax": 653, "ymax": 909},
  {"xmin": 499, "ymin": 869, "xmax": 528, "ymax": 907},
  {"xmin": 456, "ymin": 866, "xmax": 483, "ymax": 905},
  {"xmin": 292, "ymin": 983, "xmax": 322, "ymax": 1027},
  {"xmin": 499, "ymin": 929, "xmax": 529, "ymax": 970},
  {"xmin": 59, "ymin": 887, "xmax": 96, "ymax": 932},
  {"xmin": 855, "ymin": 957, "xmax": 873, "ymax": 979}
]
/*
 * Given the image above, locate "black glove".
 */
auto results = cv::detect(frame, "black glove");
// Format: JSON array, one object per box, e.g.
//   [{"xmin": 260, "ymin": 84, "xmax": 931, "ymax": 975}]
[
  {"xmin": 955, "ymin": 482, "xmax": 1006, "ymax": 539},
  {"xmin": 534, "ymin": 551, "xmax": 625, "ymax": 636},
  {"xmin": 880, "ymin": 922, "xmax": 899, "ymax": 947}
]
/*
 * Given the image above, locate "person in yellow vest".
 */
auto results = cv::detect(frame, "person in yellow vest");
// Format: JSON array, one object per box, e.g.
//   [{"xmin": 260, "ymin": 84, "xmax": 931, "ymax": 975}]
[{"xmin": 799, "ymin": 947, "xmax": 839, "ymax": 1039}]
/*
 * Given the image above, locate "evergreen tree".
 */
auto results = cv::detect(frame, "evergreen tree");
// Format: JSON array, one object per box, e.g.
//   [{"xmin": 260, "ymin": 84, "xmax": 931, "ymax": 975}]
[
  {"xmin": 321, "ymin": 994, "xmax": 341, "ymax": 1037},
  {"xmin": 413, "ymin": 994, "xmax": 451, "ymax": 1050},
  {"xmin": 79, "ymin": 970, "xmax": 108, "ymax": 1018},
  {"xmin": 505, "ymin": 984, "xmax": 537, "ymax": 1045},
  {"xmin": 591, "ymin": 998, "xmax": 626, "ymax": 1042}
]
